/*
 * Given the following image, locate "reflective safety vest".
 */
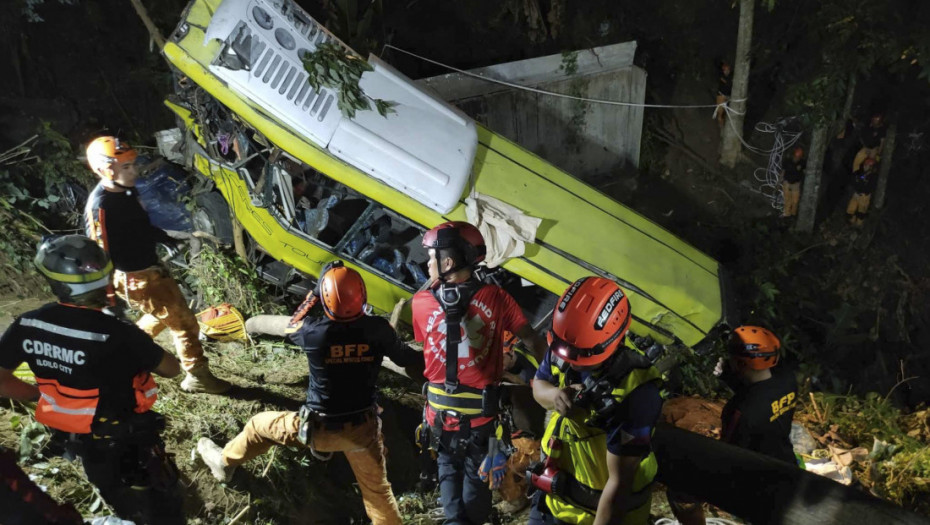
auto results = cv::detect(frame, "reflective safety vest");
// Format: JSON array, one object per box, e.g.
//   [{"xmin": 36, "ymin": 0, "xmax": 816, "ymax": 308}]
[
  {"xmin": 35, "ymin": 378, "xmax": 99, "ymax": 434},
  {"xmin": 132, "ymin": 371, "xmax": 158, "ymax": 414},
  {"xmin": 35, "ymin": 371, "xmax": 158, "ymax": 434},
  {"xmin": 541, "ymin": 349, "xmax": 662, "ymax": 525}
]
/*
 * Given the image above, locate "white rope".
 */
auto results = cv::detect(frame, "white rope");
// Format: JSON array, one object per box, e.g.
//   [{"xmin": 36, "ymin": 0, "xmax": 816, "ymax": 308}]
[
  {"xmin": 655, "ymin": 518, "xmax": 743, "ymax": 525},
  {"xmin": 746, "ymin": 120, "xmax": 803, "ymax": 212},
  {"xmin": 382, "ymin": 44, "xmax": 745, "ymax": 111}
]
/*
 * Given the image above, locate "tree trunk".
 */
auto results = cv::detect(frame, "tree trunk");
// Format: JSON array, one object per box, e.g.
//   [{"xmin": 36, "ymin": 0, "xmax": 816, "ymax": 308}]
[
  {"xmin": 795, "ymin": 124, "xmax": 828, "ymax": 233},
  {"xmin": 874, "ymin": 123, "xmax": 896, "ymax": 209},
  {"xmin": 653, "ymin": 424, "xmax": 930, "ymax": 525},
  {"xmin": 719, "ymin": 0, "xmax": 755, "ymax": 168}
]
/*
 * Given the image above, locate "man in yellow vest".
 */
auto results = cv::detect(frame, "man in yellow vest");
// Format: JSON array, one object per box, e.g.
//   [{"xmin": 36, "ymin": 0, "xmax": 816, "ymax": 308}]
[{"xmin": 529, "ymin": 277, "xmax": 662, "ymax": 525}]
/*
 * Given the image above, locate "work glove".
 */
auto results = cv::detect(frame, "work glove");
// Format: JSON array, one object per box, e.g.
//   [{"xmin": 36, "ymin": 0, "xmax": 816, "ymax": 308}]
[{"xmin": 478, "ymin": 451, "xmax": 509, "ymax": 489}]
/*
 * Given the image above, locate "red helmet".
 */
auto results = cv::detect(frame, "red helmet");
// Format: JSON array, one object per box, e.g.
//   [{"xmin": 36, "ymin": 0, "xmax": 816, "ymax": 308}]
[
  {"xmin": 728, "ymin": 326, "xmax": 780, "ymax": 370},
  {"xmin": 549, "ymin": 277, "xmax": 632, "ymax": 367},
  {"xmin": 862, "ymin": 158, "xmax": 878, "ymax": 170},
  {"xmin": 422, "ymin": 221, "xmax": 486, "ymax": 267},
  {"xmin": 318, "ymin": 262, "xmax": 367, "ymax": 321},
  {"xmin": 792, "ymin": 147, "xmax": 804, "ymax": 160},
  {"xmin": 86, "ymin": 136, "xmax": 137, "ymax": 180}
]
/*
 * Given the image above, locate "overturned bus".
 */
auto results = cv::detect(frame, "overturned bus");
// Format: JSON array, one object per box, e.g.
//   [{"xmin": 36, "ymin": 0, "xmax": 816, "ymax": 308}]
[{"xmin": 160, "ymin": 0, "xmax": 734, "ymax": 347}]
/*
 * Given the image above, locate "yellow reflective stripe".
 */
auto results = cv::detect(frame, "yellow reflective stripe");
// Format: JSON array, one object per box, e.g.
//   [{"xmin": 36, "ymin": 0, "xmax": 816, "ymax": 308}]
[
  {"xmin": 35, "ymin": 259, "xmax": 113, "ymax": 284},
  {"xmin": 426, "ymin": 400, "xmax": 483, "ymax": 415},
  {"xmin": 426, "ymin": 385, "xmax": 482, "ymax": 400},
  {"xmin": 515, "ymin": 345, "xmax": 540, "ymax": 369}
]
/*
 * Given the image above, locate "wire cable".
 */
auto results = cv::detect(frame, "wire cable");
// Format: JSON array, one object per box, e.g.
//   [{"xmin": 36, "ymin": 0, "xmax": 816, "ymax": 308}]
[{"xmin": 382, "ymin": 44, "xmax": 745, "ymax": 111}]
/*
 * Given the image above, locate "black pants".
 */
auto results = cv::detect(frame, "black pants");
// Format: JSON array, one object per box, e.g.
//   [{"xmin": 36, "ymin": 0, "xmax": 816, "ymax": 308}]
[
  {"xmin": 78, "ymin": 435, "xmax": 185, "ymax": 525},
  {"xmin": 436, "ymin": 422, "xmax": 493, "ymax": 525},
  {"xmin": 528, "ymin": 490, "xmax": 564, "ymax": 525}
]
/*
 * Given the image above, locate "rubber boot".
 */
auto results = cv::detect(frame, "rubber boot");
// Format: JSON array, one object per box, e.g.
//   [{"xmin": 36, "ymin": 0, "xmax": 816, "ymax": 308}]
[
  {"xmin": 181, "ymin": 363, "xmax": 232, "ymax": 394},
  {"xmin": 197, "ymin": 438, "xmax": 235, "ymax": 482}
]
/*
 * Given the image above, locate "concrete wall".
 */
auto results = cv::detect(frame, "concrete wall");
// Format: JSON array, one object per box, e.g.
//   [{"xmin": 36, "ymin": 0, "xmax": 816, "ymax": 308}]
[{"xmin": 417, "ymin": 42, "xmax": 646, "ymax": 180}]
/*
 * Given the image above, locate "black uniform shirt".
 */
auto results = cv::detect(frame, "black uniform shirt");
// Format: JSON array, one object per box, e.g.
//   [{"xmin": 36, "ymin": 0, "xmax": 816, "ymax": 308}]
[
  {"xmin": 0, "ymin": 303, "xmax": 164, "ymax": 419},
  {"xmin": 288, "ymin": 315, "xmax": 419, "ymax": 415},
  {"xmin": 860, "ymin": 125, "xmax": 886, "ymax": 149},
  {"xmin": 782, "ymin": 156, "xmax": 806, "ymax": 184},
  {"xmin": 721, "ymin": 367, "xmax": 798, "ymax": 465},
  {"xmin": 853, "ymin": 167, "xmax": 878, "ymax": 194},
  {"xmin": 84, "ymin": 183, "xmax": 172, "ymax": 272}
]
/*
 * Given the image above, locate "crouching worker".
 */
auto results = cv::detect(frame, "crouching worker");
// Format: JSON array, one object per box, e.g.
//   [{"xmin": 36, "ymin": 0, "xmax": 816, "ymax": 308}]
[
  {"xmin": 197, "ymin": 261, "xmax": 420, "ymax": 525},
  {"xmin": 530, "ymin": 277, "xmax": 663, "ymax": 525},
  {"xmin": 0, "ymin": 235, "xmax": 184, "ymax": 525}
]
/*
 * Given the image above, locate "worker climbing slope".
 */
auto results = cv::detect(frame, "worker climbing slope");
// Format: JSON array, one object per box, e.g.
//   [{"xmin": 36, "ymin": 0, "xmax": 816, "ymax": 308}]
[
  {"xmin": 197, "ymin": 261, "xmax": 421, "ymax": 525},
  {"xmin": 83, "ymin": 136, "xmax": 230, "ymax": 394},
  {"xmin": 530, "ymin": 277, "xmax": 663, "ymax": 525},
  {"xmin": 412, "ymin": 221, "xmax": 546, "ymax": 525},
  {"xmin": 0, "ymin": 235, "xmax": 184, "ymax": 525}
]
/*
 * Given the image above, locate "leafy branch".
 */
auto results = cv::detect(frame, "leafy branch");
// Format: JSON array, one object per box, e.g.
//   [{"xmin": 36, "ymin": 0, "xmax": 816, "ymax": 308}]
[{"xmin": 301, "ymin": 42, "xmax": 396, "ymax": 119}]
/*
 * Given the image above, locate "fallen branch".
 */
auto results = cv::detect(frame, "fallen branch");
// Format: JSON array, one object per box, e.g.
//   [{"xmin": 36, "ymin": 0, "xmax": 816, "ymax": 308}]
[
  {"xmin": 129, "ymin": 0, "xmax": 167, "ymax": 50},
  {"xmin": 260, "ymin": 446, "xmax": 277, "ymax": 478},
  {"xmin": 809, "ymin": 392, "xmax": 824, "ymax": 424},
  {"xmin": 649, "ymin": 126, "xmax": 720, "ymax": 176},
  {"xmin": 227, "ymin": 504, "xmax": 251, "ymax": 525}
]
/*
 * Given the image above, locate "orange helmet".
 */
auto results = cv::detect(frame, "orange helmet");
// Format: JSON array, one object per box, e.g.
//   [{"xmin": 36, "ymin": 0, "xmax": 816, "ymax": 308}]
[
  {"xmin": 549, "ymin": 277, "xmax": 631, "ymax": 367},
  {"xmin": 318, "ymin": 261, "xmax": 367, "ymax": 321},
  {"xmin": 862, "ymin": 157, "xmax": 878, "ymax": 170},
  {"xmin": 422, "ymin": 221, "xmax": 486, "ymax": 266},
  {"xmin": 727, "ymin": 326, "xmax": 780, "ymax": 370},
  {"xmin": 86, "ymin": 136, "xmax": 137, "ymax": 179},
  {"xmin": 792, "ymin": 147, "xmax": 804, "ymax": 161}
]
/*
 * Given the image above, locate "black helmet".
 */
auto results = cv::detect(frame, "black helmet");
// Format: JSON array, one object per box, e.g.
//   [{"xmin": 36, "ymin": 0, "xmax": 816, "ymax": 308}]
[{"xmin": 35, "ymin": 235, "xmax": 113, "ymax": 303}]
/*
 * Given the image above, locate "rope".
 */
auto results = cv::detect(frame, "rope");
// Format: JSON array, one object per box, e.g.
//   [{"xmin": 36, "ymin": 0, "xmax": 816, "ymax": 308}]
[
  {"xmin": 655, "ymin": 518, "xmax": 743, "ymax": 525},
  {"xmin": 746, "ymin": 120, "xmax": 803, "ymax": 211},
  {"xmin": 381, "ymin": 44, "xmax": 745, "ymax": 111}
]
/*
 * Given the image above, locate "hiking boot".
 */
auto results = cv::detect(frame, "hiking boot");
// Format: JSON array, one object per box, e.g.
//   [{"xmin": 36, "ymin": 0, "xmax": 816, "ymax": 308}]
[
  {"xmin": 181, "ymin": 364, "xmax": 232, "ymax": 394},
  {"xmin": 197, "ymin": 438, "xmax": 235, "ymax": 482}
]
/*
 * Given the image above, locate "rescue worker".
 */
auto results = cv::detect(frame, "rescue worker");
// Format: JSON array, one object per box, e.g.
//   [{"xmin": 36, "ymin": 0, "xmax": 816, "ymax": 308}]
[
  {"xmin": 196, "ymin": 261, "xmax": 419, "ymax": 525},
  {"xmin": 714, "ymin": 61, "xmax": 733, "ymax": 129},
  {"xmin": 529, "ymin": 277, "xmax": 662, "ymax": 525},
  {"xmin": 852, "ymin": 113, "xmax": 886, "ymax": 173},
  {"xmin": 780, "ymin": 147, "xmax": 805, "ymax": 218},
  {"xmin": 412, "ymin": 221, "xmax": 546, "ymax": 525},
  {"xmin": 0, "ymin": 235, "xmax": 184, "ymax": 524},
  {"xmin": 83, "ymin": 136, "xmax": 230, "ymax": 393},
  {"xmin": 670, "ymin": 325, "xmax": 799, "ymax": 525},
  {"xmin": 0, "ymin": 446, "xmax": 84, "ymax": 525},
  {"xmin": 846, "ymin": 157, "xmax": 878, "ymax": 226}
]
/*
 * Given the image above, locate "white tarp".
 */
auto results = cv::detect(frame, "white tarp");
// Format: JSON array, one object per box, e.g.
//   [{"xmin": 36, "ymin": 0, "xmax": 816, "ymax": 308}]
[{"xmin": 465, "ymin": 193, "xmax": 541, "ymax": 268}]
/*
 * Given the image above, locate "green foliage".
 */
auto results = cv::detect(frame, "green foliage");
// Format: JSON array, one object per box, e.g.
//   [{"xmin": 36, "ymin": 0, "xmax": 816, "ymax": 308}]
[
  {"xmin": 672, "ymin": 343, "xmax": 728, "ymax": 398},
  {"xmin": 0, "ymin": 124, "xmax": 92, "ymax": 296},
  {"xmin": 301, "ymin": 42, "xmax": 396, "ymax": 119},
  {"xmin": 802, "ymin": 393, "xmax": 930, "ymax": 512},
  {"xmin": 320, "ymin": 0, "xmax": 383, "ymax": 56},
  {"xmin": 183, "ymin": 243, "xmax": 285, "ymax": 317},
  {"xmin": 17, "ymin": 0, "xmax": 77, "ymax": 23},
  {"xmin": 558, "ymin": 51, "xmax": 589, "ymax": 150}
]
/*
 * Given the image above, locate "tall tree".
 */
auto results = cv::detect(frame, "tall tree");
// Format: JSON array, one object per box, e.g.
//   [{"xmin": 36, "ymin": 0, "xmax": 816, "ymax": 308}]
[
  {"xmin": 719, "ymin": 0, "xmax": 755, "ymax": 168},
  {"xmin": 795, "ymin": 125, "xmax": 827, "ymax": 233}
]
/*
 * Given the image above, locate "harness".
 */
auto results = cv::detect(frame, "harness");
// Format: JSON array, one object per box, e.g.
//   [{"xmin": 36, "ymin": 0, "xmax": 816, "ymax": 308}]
[
  {"xmin": 421, "ymin": 279, "xmax": 515, "ymax": 457},
  {"xmin": 530, "ymin": 349, "xmax": 662, "ymax": 523}
]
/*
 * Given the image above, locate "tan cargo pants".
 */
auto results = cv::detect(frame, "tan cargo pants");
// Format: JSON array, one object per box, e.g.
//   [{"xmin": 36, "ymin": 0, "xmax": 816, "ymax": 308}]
[
  {"xmin": 222, "ymin": 411, "xmax": 402, "ymax": 525},
  {"xmin": 782, "ymin": 182, "xmax": 801, "ymax": 217},
  {"xmin": 846, "ymin": 192, "xmax": 872, "ymax": 226},
  {"xmin": 114, "ymin": 266, "xmax": 205, "ymax": 371}
]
